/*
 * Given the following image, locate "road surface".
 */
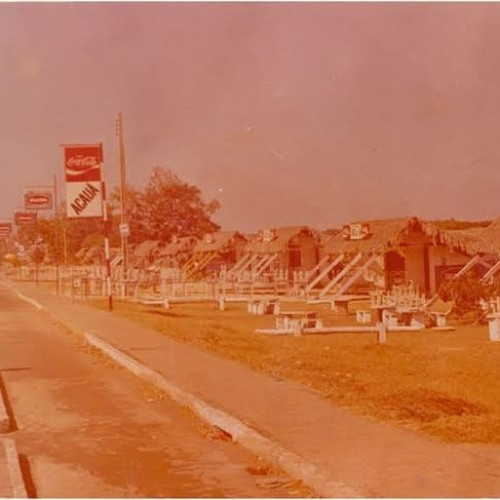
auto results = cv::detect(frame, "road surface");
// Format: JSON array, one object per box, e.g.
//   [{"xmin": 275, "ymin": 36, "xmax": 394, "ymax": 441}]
[{"xmin": 0, "ymin": 284, "xmax": 309, "ymax": 497}]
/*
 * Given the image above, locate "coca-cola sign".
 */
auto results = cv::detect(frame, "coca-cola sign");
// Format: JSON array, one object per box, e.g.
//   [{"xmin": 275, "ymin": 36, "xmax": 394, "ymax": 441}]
[{"xmin": 64, "ymin": 144, "xmax": 103, "ymax": 182}]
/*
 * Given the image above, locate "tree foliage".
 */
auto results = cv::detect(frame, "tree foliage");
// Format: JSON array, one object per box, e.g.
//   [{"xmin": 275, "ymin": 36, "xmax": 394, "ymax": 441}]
[
  {"xmin": 12, "ymin": 167, "xmax": 219, "ymax": 263},
  {"xmin": 113, "ymin": 166, "xmax": 220, "ymax": 243},
  {"xmin": 438, "ymin": 272, "xmax": 500, "ymax": 319}
]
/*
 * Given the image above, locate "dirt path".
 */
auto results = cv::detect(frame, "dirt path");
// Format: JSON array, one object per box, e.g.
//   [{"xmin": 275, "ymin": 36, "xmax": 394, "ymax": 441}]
[{"xmin": 0, "ymin": 286, "xmax": 310, "ymax": 497}]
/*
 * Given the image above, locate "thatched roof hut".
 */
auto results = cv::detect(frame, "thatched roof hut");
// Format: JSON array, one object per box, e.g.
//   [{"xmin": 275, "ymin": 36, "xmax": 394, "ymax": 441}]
[
  {"xmin": 130, "ymin": 240, "xmax": 162, "ymax": 267},
  {"xmin": 245, "ymin": 226, "xmax": 317, "ymax": 254},
  {"xmin": 157, "ymin": 236, "xmax": 198, "ymax": 267},
  {"xmin": 321, "ymin": 217, "xmax": 491, "ymax": 257},
  {"xmin": 193, "ymin": 231, "xmax": 247, "ymax": 254},
  {"xmin": 321, "ymin": 218, "xmax": 421, "ymax": 255},
  {"xmin": 243, "ymin": 226, "xmax": 319, "ymax": 271}
]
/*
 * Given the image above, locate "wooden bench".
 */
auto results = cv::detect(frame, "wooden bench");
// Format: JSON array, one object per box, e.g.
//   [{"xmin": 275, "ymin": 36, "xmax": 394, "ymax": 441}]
[
  {"xmin": 247, "ymin": 299, "xmax": 280, "ymax": 315},
  {"xmin": 355, "ymin": 310, "xmax": 372, "ymax": 324},
  {"xmin": 487, "ymin": 313, "xmax": 500, "ymax": 342},
  {"xmin": 275, "ymin": 311, "xmax": 322, "ymax": 331}
]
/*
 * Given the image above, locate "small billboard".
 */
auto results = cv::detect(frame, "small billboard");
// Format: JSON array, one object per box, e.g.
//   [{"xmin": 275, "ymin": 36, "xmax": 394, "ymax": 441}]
[
  {"xmin": 15, "ymin": 211, "xmax": 38, "ymax": 226},
  {"xmin": 24, "ymin": 189, "xmax": 53, "ymax": 210}
]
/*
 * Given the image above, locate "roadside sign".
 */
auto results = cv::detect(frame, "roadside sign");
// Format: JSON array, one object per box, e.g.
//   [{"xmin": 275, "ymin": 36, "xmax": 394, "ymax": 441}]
[
  {"xmin": 119, "ymin": 223, "xmax": 130, "ymax": 238},
  {"xmin": 24, "ymin": 189, "xmax": 53, "ymax": 210},
  {"xmin": 64, "ymin": 143, "xmax": 104, "ymax": 219},
  {"xmin": 0, "ymin": 221, "xmax": 12, "ymax": 240},
  {"xmin": 15, "ymin": 211, "xmax": 38, "ymax": 226}
]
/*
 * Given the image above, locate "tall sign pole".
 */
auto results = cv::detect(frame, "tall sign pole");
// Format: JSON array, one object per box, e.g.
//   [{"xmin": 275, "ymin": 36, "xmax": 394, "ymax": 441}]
[{"xmin": 116, "ymin": 113, "xmax": 129, "ymax": 282}]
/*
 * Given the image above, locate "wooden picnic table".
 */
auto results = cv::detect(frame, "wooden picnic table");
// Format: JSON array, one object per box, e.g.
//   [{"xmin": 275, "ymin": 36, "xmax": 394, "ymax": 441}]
[
  {"xmin": 331, "ymin": 294, "xmax": 369, "ymax": 314},
  {"xmin": 276, "ymin": 310, "xmax": 319, "ymax": 330}
]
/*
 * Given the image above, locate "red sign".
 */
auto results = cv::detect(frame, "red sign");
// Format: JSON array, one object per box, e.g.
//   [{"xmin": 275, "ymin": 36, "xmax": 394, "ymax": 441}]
[
  {"xmin": 24, "ymin": 190, "xmax": 53, "ymax": 210},
  {"xmin": 0, "ymin": 221, "xmax": 12, "ymax": 239},
  {"xmin": 64, "ymin": 144, "xmax": 103, "ymax": 182},
  {"xmin": 15, "ymin": 212, "xmax": 38, "ymax": 226}
]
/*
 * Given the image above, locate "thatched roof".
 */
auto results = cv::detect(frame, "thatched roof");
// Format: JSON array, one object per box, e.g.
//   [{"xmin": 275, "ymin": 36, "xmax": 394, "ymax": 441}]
[
  {"xmin": 442, "ymin": 218, "xmax": 500, "ymax": 255},
  {"xmin": 131, "ymin": 240, "xmax": 162, "ymax": 258},
  {"xmin": 193, "ymin": 231, "xmax": 247, "ymax": 253},
  {"xmin": 322, "ymin": 218, "xmax": 417, "ymax": 255},
  {"xmin": 321, "ymin": 216, "xmax": 500, "ymax": 256},
  {"xmin": 245, "ymin": 226, "xmax": 317, "ymax": 254},
  {"xmin": 158, "ymin": 236, "xmax": 198, "ymax": 257},
  {"xmin": 431, "ymin": 226, "xmax": 487, "ymax": 256},
  {"xmin": 322, "ymin": 217, "xmax": 500, "ymax": 256}
]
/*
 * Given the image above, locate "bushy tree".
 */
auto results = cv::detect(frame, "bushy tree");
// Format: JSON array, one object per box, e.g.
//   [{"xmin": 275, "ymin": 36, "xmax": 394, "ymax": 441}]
[
  {"xmin": 115, "ymin": 166, "xmax": 220, "ymax": 243},
  {"xmin": 438, "ymin": 272, "xmax": 500, "ymax": 319}
]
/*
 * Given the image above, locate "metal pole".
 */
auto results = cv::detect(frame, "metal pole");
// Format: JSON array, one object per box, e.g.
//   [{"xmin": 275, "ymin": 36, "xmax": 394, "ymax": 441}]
[
  {"xmin": 53, "ymin": 174, "xmax": 60, "ymax": 295},
  {"xmin": 116, "ymin": 113, "xmax": 129, "ymax": 285},
  {"xmin": 100, "ymin": 143, "xmax": 113, "ymax": 312}
]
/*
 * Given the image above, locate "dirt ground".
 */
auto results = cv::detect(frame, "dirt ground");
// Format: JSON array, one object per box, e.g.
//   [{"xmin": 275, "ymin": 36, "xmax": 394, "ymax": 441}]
[{"xmin": 89, "ymin": 297, "xmax": 500, "ymax": 444}]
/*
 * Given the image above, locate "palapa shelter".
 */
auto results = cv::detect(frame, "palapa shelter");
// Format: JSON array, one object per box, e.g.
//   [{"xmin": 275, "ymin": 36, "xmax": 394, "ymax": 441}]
[
  {"xmin": 316, "ymin": 217, "xmax": 487, "ymax": 296},
  {"xmin": 182, "ymin": 231, "xmax": 248, "ymax": 278},
  {"xmin": 231, "ymin": 226, "xmax": 319, "ymax": 278},
  {"xmin": 129, "ymin": 240, "xmax": 163, "ymax": 268},
  {"xmin": 156, "ymin": 236, "xmax": 198, "ymax": 268}
]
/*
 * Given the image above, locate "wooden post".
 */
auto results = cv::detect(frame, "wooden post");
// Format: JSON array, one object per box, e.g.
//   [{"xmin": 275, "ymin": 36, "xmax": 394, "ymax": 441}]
[{"xmin": 377, "ymin": 321, "xmax": 387, "ymax": 344}]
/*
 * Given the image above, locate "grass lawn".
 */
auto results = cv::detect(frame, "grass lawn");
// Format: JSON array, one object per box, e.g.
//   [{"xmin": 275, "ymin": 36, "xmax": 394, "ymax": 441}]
[{"xmin": 86, "ymin": 296, "xmax": 500, "ymax": 445}]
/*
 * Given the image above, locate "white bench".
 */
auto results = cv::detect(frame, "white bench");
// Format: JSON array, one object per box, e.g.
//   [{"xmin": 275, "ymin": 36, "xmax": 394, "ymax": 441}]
[{"xmin": 355, "ymin": 310, "xmax": 372, "ymax": 324}]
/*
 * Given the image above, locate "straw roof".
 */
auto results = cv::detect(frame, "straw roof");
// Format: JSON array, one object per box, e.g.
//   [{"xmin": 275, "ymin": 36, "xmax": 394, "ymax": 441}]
[
  {"xmin": 245, "ymin": 226, "xmax": 317, "ymax": 254},
  {"xmin": 431, "ymin": 226, "xmax": 488, "ymax": 256},
  {"xmin": 158, "ymin": 236, "xmax": 198, "ymax": 258},
  {"xmin": 132, "ymin": 240, "xmax": 162, "ymax": 258},
  {"xmin": 322, "ymin": 218, "xmax": 417, "ymax": 255},
  {"xmin": 322, "ymin": 217, "xmax": 499, "ymax": 256},
  {"xmin": 193, "ymin": 231, "xmax": 247, "ymax": 253},
  {"xmin": 441, "ymin": 218, "xmax": 500, "ymax": 255}
]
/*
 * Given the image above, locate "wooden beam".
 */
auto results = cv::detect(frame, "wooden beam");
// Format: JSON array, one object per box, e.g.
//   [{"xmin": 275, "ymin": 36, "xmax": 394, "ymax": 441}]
[
  {"xmin": 454, "ymin": 254, "xmax": 482, "ymax": 279},
  {"xmin": 332, "ymin": 254, "xmax": 379, "ymax": 298},
  {"xmin": 319, "ymin": 253, "xmax": 363, "ymax": 297},
  {"xmin": 253, "ymin": 253, "xmax": 278, "ymax": 278},
  {"xmin": 483, "ymin": 259, "xmax": 500, "ymax": 282},
  {"xmin": 229, "ymin": 253, "xmax": 251, "ymax": 273},
  {"xmin": 306, "ymin": 254, "xmax": 332, "ymax": 281},
  {"xmin": 305, "ymin": 254, "xmax": 344, "ymax": 294}
]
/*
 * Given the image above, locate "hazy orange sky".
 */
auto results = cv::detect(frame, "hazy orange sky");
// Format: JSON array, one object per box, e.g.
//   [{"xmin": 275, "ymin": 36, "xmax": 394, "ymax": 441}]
[{"xmin": 1, "ymin": 2, "xmax": 500, "ymax": 232}]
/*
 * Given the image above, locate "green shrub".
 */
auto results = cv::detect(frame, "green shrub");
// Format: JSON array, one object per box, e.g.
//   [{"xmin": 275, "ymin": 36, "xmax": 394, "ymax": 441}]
[{"xmin": 438, "ymin": 272, "xmax": 499, "ymax": 319}]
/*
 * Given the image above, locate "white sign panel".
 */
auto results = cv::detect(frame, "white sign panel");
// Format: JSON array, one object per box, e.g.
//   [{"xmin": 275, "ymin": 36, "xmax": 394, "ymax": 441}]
[
  {"xmin": 119, "ymin": 223, "xmax": 130, "ymax": 238},
  {"xmin": 66, "ymin": 181, "xmax": 103, "ymax": 218}
]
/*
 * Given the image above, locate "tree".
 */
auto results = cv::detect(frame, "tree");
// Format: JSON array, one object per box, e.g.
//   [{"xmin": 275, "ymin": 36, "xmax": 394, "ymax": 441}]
[
  {"xmin": 117, "ymin": 166, "xmax": 220, "ymax": 243},
  {"xmin": 438, "ymin": 272, "xmax": 500, "ymax": 319}
]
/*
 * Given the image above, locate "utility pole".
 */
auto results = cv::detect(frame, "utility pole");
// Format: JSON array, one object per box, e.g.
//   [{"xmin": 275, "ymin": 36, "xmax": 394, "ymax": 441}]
[
  {"xmin": 116, "ymin": 112, "xmax": 129, "ymax": 285},
  {"xmin": 53, "ymin": 174, "xmax": 60, "ymax": 295}
]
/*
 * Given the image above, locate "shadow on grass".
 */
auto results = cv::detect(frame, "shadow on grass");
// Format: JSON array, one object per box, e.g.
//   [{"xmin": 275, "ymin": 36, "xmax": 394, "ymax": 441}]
[{"xmin": 140, "ymin": 309, "xmax": 192, "ymax": 319}]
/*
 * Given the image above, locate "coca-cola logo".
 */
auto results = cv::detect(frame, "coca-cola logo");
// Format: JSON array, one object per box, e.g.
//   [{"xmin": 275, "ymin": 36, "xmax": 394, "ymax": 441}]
[
  {"xmin": 67, "ymin": 155, "xmax": 99, "ymax": 168},
  {"xmin": 64, "ymin": 145, "xmax": 102, "ymax": 182}
]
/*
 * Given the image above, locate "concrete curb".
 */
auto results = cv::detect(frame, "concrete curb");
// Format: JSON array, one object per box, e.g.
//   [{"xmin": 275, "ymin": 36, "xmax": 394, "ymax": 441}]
[
  {"xmin": 0, "ymin": 384, "xmax": 10, "ymax": 433},
  {"xmin": 1, "ymin": 438, "xmax": 28, "ymax": 498},
  {"xmin": 14, "ymin": 290, "xmax": 44, "ymax": 311},
  {"xmin": 85, "ymin": 331, "xmax": 363, "ymax": 498}
]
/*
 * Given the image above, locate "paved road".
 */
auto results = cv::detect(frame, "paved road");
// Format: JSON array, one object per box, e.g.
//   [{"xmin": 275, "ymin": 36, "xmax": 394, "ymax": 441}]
[{"xmin": 0, "ymin": 285, "xmax": 309, "ymax": 497}]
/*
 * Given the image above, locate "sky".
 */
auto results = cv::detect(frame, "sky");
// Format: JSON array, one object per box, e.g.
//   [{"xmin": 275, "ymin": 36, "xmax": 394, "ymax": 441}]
[{"xmin": 2, "ymin": 2, "xmax": 500, "ymax": 232}]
